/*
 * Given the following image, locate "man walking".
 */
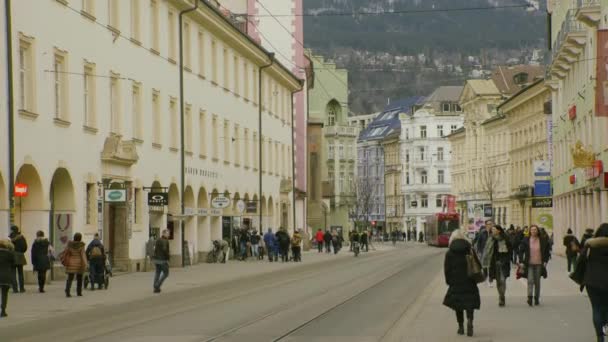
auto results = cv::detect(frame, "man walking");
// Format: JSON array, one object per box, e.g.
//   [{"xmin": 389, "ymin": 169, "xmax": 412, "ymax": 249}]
[
  {"xmin": 291, "ymin": 229, "xmax": 303, "ymax": 262},
  {"xmin": 276, "ymin": 228, "xmax": 291, "ymax": 262},
  {"xmin": 360, "ymin": 229, "xmax": 369, "ymax": 252},
  {"xmin": 475, "ymin": 220, "xmax": 493, "ymax": 287},
  {"xmin": 250, "ymin": 231, "xmax": 261, "ymax": 259},
  {"xmin": 562, "ymin": 228, "xmax": 580, "ymax": 272},
  {"xmin": 86, "ymin": 233, "xmax": 106, "ymax": 290},
  {"xmin": 9, "ymin": 226, "xmax": 27, "ymax": 293},
  {"xmin": 315, "ymin": 229, "xmax": 324, "ymax": 253},
  {"xmin": 263, "ymin": 228, "xmax": 278, "ymax": 262},
  {"xmin": 323, "ymin": 229, "xmax": 332, "ymax": 253},
  {"xmin": 153, "ymin": 230, "xmax": 170, "ymax": 293}
]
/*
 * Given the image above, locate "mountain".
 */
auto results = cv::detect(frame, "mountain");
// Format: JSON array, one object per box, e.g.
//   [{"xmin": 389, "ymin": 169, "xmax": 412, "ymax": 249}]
[{"xmin": 303, "ymin": 0, "xmax": 547, "ymax": 114}]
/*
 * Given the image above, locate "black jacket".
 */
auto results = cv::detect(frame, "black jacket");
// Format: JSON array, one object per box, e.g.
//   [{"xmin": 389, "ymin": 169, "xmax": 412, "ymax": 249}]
[
  {"xmin": 562, "ymin": 234, "xmax": 579, "ymax": 256},
  {"xmin": 31, "ymin": 238, "xmax": 51, "ymax": 272},
  {"xmin": 583, "ymin": 237, "xmax": 608, "ymax": 291},
  {"xmin": 276, "ymin": 231, "xmax": 290, "ymax": 247},
  {"xmin": 153, "ymin": 238, "xmax": 170, "ymax": 261},
  {"xmin": 250, "ymin": 234, "xmax": 261, "ymax": 245},
  {"xmin": 488, "ymin": 234, "xmax": 512, "ymax": 281},
  {"xmin": 581, "ymin": 232, "xmax": 594, "ymax": 248},
  {"xmin": 0, "ymin": 240, "xmax": 15, "ymax": 286},
  {"xmin": 323, "ymin": 232, "xmax": 332, "ymax": 243},
  {"xmin": 86, "ymin": 239, "xmax": 106, "ymax": 260},
  {"xmin": 443, "ymin": 239, "xmax": 481, "ymax": 311},
  {"xmin": 9, "ymin": 232, "xmax": 28, "ymax": 266},
  {"xmin": 474, "ymin": 229, "xmax": 489, "ymax": 253}
]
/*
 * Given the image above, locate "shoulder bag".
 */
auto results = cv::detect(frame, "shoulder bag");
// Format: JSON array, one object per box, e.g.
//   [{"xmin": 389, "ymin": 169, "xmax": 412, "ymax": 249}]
[{"xmin": 466, "ymin": 247, "xmax": 486, "ymax": 283}]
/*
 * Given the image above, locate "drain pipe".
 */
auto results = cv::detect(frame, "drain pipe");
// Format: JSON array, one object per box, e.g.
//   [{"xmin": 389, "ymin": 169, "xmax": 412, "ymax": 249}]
[
  {"xmin": 4, "ymin": 0, "xmax": 15, "ymax": 229},
  {"xmin": 178, "ymin": 0, "xmax": 199, "ymax": 267},
  {"xmin": 258, "ymin": 53, "xmax": 274, "ymax": 234}
]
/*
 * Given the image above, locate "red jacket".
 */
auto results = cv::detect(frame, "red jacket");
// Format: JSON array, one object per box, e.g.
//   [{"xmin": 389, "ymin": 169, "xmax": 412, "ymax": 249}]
[{"xmin": 315, "ymin": 231, "xmax": 324, "ymax": 242}]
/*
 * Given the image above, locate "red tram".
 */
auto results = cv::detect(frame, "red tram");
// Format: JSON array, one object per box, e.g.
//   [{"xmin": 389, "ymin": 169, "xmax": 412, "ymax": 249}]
[{"xmin": 424, "ymin": 212, "xmax": 460, "ymax": 247}]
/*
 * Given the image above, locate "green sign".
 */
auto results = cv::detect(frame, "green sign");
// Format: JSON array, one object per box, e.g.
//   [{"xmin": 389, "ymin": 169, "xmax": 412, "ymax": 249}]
[{"xmin": 104, "ymin": 189, "xmax": 127, "ymax": 203}]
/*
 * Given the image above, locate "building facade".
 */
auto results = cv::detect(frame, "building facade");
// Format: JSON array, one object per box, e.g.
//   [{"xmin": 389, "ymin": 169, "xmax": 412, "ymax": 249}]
[
  {"xmin": 0, "ymin": 0, "xmax": 301, "ymax": 272},
  {"xmin": 383, "ymin": 132, "xmax": 402, "ymax": 233},
  {"xmin": 401, "ymin": 88, "xmax": 463, "ymax": 236},
  {"xmin": 349, "ymin": 112, "xmax": 380, "ymax": 132},
  {"xmin": 547, "ymin": 0, "xmax": 608, "ymax": 250},
  {"xmin": 306, "ymin": 53, "xmax": 355, "ymax": 234}
]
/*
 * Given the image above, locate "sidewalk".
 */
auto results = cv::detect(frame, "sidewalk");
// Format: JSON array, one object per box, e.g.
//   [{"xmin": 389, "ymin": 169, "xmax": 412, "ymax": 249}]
[
  {"xmin": 1, "ymin": 244, "xmax": 394, "ymax": 328},
  {"xmin": 386, "ymin": 254, "xmax": 596, "ymax": 342}
]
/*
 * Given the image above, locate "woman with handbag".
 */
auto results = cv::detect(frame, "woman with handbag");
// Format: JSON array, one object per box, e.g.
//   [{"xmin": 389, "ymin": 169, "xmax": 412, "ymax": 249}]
[
  {"xmin": 443, "ymin": 230, "xmax": 480, "ymax": 337},
  {"xmin": 31, "ymin": 231, "xmax": 52, "ymax": 293},
  {"xmin": 519, "ymin": 225, "xmax": 551, "ymax": 306},
  {"xmin": 62, "ymin": 233, "xmax": 87, "ymax": 297},
  {"xmin": 582, "ymin": 223, "xmax": 608, "ymax": 342}
]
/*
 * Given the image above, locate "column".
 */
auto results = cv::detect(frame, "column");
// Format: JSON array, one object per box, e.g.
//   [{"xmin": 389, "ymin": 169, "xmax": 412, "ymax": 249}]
[{"xmin": 601, "ymin": 191, "xmax": 608, "ymax": 225}]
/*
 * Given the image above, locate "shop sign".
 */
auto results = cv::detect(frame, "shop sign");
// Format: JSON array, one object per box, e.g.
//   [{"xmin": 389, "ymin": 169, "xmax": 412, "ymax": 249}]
[
  {"xmin": 568, "ymin": 105, "xmax": 577, "ymax": 120},
  {"xmin": 14, "ymin": 183, "xmax": 28, "ymax": 197},
  {"xmin": 533, "ymin": 161, "xmax": 551, "ymax": 178},
  {"xmin": 532, "ymin": 198, "xmax": 553, "ymax": 208},
  {"xmin": 483, "ymin": 204, "xmax": 493, "ymax": 218},
  {"xmin": 534, "ymin": 180, "xmax": 552, "ymax": 197},
  {"xmin": 104, "ymin": 189, "xmax": 127, "ymax": 203},
  {"xmin": 211, "ymin": 195, "xmax": 230, "ymax": 209},
  {"xmin": 605, "ymin": 172, "xmax": 608, "ymax": 189},
  {"xmin": 570, "ymin": 174, "xmax": 577, "ymax": 185},
  {"xmin": 246, "ymin": 201, "xmax": 257, "ymax": 213},
  {"xmin": 184, "ymin": 207, "xmax": 196, "ymax": 216},
  {"xmin": 210, "ymin": 208, "xmax": 222, "ymax": 216},
  {"xmin": 585, "ymin": 160, "xmax": 604, "ymax": 180},
  {"xmin": 197, "ymin": 208, "xmax": 209, "ymax": 216},
  {"xmin": 236, "ymin": 200, "xmax": 246, "ymax": 214},
  {"xmin": 147, "ymin": 192, "xmax": 168, "ymax": 206}
]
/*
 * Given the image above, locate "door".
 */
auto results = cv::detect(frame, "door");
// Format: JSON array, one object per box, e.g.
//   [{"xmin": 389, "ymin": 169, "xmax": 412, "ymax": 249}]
[{"xmin": 108, "ymin": 205, "xmax": 129, "ymax": 272}]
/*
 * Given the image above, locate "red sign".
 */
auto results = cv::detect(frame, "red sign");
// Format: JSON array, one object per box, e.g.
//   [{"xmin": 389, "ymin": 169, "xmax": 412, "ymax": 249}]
[
  {"xmin": 446, "ymin": 195, "xmax": 456, "ymax": 213},
  {"xmin": 569, "ymin": 174, "xmax": 577, "ymax": 185},
  {"xmin": 568, "ymin": 105, "xmax": 577, "ymax": 120},
  {"xmin": 604, "ymin": 172, "xmax": 608, "ymax": 189},
  {"xmin": 585, "ymin": 161, "xmax": 604, "ymax": 180},
  {"xmin": 14, "ymin": 183, "xmax": 28, "ymax": 197},
  {"xmin": 596, "ymin": 29, "xmax": 608, "ymax": 117}
]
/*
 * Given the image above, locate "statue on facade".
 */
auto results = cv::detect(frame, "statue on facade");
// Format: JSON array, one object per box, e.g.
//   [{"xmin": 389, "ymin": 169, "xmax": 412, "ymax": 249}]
[{"xmin": 571, "ymin": 140, "xmax": 595, "ymax": 168}]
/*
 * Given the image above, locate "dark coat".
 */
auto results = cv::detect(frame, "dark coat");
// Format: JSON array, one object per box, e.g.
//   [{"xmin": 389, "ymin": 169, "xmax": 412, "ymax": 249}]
[
  {"xmin": 276, "ymin": 231, "xmax": 290, "ymax": 248},
  {"xmin": 519, "ymin": 236, "xmax": 551, "ymax": 266},
  {"xmin": 0, "ymin": 240, "xmax": 16, "ymax": 286},
  {"xmin": 443, "ymin": 239, "xmax": 481, "ymax": 311},
  {"xmin": 31, "ymin": 238, "xmax": 51, "ymax": 272},
  {"xmin": 563, "ymin": 234, "xmax": 579, "ymax": 256},
  {"xmin": 9, "ymin": 232, "xmax": 28, "ymax": 265},
  {"xmin": 474, "ymin": 229, "xmax": 489, "ymax": 254},
  {"xmin": 153, "ymin": 238, "xmax": 170, "ymax": 261},
  {"xmin": 323, "ymin": 231, "xmax": 332, "ymax": 243},
  {"xmin": 488, "ymin": 234, "xmax": 512, "ymax": 281},
  {"xmin": 86, "ymin": 239, "xmax": 106, "ymax": 261},
  {"xmin": 583, "ymin": 237, "xmax": 608, "ymax": 291}
]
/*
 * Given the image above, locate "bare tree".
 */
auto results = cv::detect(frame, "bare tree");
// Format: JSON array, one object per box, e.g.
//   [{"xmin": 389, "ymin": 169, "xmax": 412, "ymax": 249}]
[
  {"xmin": 480, "ymin": 164, "xmax": 500, "ymax": 220},
  {"xmin": 350, "ymin": 176, "xmax": 376, "ymax": 230}
]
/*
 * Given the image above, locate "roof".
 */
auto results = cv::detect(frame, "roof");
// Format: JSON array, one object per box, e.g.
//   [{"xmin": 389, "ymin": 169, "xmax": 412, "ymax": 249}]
[
  {"xmin": 490, "ymin": 65, "xmax": 544, "ymax": 96},
  {"xmin": 446, "ymin": 126, "xmax": 466, "ymax": 138},
  {"xmin": 481, "ymin": 113, "xmax": 507, "ymax": 126},
  {"xmin": 467, "ymin": 79, "xmax": 500, "ymax": 96},
  {"xmin": 358, "ymin": 96, "xmax": 424, "ymax": 142},
  {"xmin": 497, "ymin": 78, "xmax": 545, "ymax": 110},
  {"xmin": 424, "ymin": 86, "xmax": 463, "ymax": 103}
]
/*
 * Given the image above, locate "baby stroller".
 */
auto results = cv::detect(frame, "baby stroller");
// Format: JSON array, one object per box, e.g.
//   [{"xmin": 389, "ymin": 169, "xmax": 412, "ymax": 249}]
[{"xmin": 84, "ymin": 254, "xmax": 112, "ymax": 290}]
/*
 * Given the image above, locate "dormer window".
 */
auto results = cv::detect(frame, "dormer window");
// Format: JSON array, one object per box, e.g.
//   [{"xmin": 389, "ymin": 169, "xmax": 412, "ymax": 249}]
[
  {"xmin": 513, "ymin": 72, "xmax": 529, "ymax": 85},
  {"xmin": 442, "ymin": 102, "xmax": 450, "ymax": 112}
]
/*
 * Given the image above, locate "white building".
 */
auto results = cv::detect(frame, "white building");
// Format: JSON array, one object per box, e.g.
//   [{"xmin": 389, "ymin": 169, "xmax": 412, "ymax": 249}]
[
  {"xmin": 0, "ymin": 0, "xmax": 301, "ymax": 272},
  {"xmin": 401, "ymin": 87, "xmax": 464, "ymax": 236},
  {"xmin": 348, "ymin": 112, "xmax": 380, "ymax": 132}
]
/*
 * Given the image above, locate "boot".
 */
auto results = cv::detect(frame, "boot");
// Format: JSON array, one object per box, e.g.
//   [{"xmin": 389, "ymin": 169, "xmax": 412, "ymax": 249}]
[
  {"xmin": 65, "ymin": 290, "xmax": 71, "ymax": 298},
  {"xmin": 527, "ymin": 296, "xmax": 533, "ymax": 306},
  {"xmin": 499, "ymin": 296, "xmax": 505, "ymax": 307},
  {"xmin": 534, "ymin": 296, "xmax": 539, "ymax": 306},
  {"xmin": 466, "ymin": 320, "xmax": 474, "ymax": 337},
  {"xmin": 457, "ymin": 322, "xmax": 464, "ymax": 335},
  {"xmin": 0, "ymin": 310, "xmax": 7, "ymax": 318}
]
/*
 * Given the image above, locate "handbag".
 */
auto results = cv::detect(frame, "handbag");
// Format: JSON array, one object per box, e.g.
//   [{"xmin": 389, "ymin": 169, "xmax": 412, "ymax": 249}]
[
  {"xmin": 569, "ymin": 251, "xmax": 588, "ymax": 287},
  {"xmin": 59, "ymin": 249, "xmax": 70, "ymax": 267},
  {"xmin": 466, "ymin": 248, "xmax": 486, "ymax": 283},
  {"xmin": 541, "ymin": 265, "xmax": 548, "ymax": 279}
]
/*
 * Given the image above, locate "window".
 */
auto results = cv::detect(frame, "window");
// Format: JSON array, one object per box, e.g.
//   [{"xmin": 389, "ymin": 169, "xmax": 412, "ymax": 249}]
[
  {"xmin": 421, "ymin": 194, "xmax": 428, "ymax": 208},
  {"xmin": 420, "ymin": 125, "xmax": 427, "ymax": 138},
  {"xmin": 53, "ymin": 50, "xmax": 68, "ymax": 120},
  {"xmin": 253, "ymin": 67, "xmax": 258, "ymax": 104},
  {"xmin": 211, "ymin": 40, "xmax": 218, "ymax": 83},
  {"xmin": 185, "ymin": 104, "xmax": 192, "ymax": 152},
  {"xmin": 108, "ymin": 1, "xmax": 120, "ymax": 30},
  {"xmin": 168, "ymin": 9, "xmax": 177, "ymax": 61},
  {"xmin": 150, "ymin": 0, "xmax": 160, "ymax": 51},
  {"xmin": 243, "ymin": 61, "xmax": 249, "ymax": 100},
  {"xmin": 132, "ymin": 82, "xmax": 142, "ymax": 140},
  {"xmin": 453, "ymin": 104, "xmax": 462, "ymax": 112},
  {"xmin": 18, "ymin": 36, "xmax": 35, "ymax": 112},
  {"xmin": 244, "ymin": 128, "xmax": 250, "ymax": 167},
  {"xmin": 130, "ymin": 0, "xmax": 141, "ymax": 41},
  {"xmin": 170, "ymin": 97, "xmax": 178, "ymax": 149},
  {"xmin": 152, "ymin": 90, "xmax": 161, "ymax": 145},
  {"xmin": 451, "ymin": 125, "xmax": 458, "ymax": 134},
  {"xmin": 437, "ymin": 125, "xmax": 444, "ymax": 137},
  {"xmin": 134, "ymin": 188, "xmax": 142, "ymax": 224},
  {"xmin": 405, "ymin": 128, "xmax": 409, "ymax": 140},
  {"xmin": 234, "ymin": 124, "xmax": 240, "ymax": 165},
  {"xmin": 199, "ymin": 110, "xmax": 206, "ymax": 157},
  {"xmin": 327, "ymin": 105, "xmax": 338, "ymax": 126},
  {"xmin": 85, "ymin": 183, "xmax": 94, "ymax": 224},
  {"xmin": 421, "ymin": 171, "xmax": 428, "ymax": 184},
  {"xmin": 223, "ymin": 48, "xmax": 229, "ymax": 89},
  {"xmin": 438, "ymin": 170, "xmax": 445, "ymax": 184},
  {"xmin": 183, "ymin": 21, "xmax": 191, "ymax": 69},
  {"xmin": 436, "ymin": 195, "xmax": 443, "ymax": 208},
  {"xmin": 110, "ymin": 73, "xmax": 121, "ymax": 134},
  {"xmin": 253, "ymin": 131, "xmax": 258, "ymax": 169},
  {"xmin": 198, "ymin": 31, "xmax": 205, "ymax": 77},
  {"xmin": 406, "ymin": 150, "xmax": 410, "ymax": 163},
  {"xmin": 437, "ymin": 147, "xmax": 444, "ymax": 161},
  {"xmin": 82, "ymin": 0, "xmax": 95, "ymax": 17},
  {"xmin": 406, "ymin": 172, "xmax": 410, "ymax": 185},
  {"xmin": 223, "ymin": 120, "xmax": 230, "ymax": 162},
  {"xmin": 83, "ymin": 63, "xmax": 96, "ymax": 127},
  {"xmin": 419, "ymin": 147, "xmax": 425, "ymax": 161},
  {"xmin": 233, "ymin": 55, "xmax": 239, "ymax": 95},
  {"xmin": 442, "ymin": 103, "xmax": 450, "ymax": 112},
  {"xmin": 212, "ymin": 115, "xmax": 218, "ymax": 159}
]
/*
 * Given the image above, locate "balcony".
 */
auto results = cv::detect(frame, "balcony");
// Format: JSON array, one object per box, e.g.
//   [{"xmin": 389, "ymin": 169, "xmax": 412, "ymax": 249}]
[
  {"xmin": 324, "ymin": 125, "xmax": 358, "ymax": 138},
  {"xmin": 576, "ymin": 0, "xmax": 601, "ymax": 27},
  {"xmin": 549, "ymin": 10, "xmax": 586, "ymax": 79},
  {"xmin": 322, "ymin": 181, "xmax": 335, "ymax": 198}
]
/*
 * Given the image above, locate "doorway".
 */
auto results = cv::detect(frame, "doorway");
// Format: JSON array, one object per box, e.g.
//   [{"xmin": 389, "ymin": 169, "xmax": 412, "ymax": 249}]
[{"xmin": 107, "ymin": 204, "xmax": 129, "ymax": 272}]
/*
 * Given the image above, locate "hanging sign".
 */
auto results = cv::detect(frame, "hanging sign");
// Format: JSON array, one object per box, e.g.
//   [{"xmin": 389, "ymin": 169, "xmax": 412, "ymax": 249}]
[
  {"xmin": 14, "ymin": 183, "xmax": 28, "ymax": 197},
  {"xmin": 236, "ymin": 200, "xmax": 246, "ymax": 214},
  {"xmin": 148, "ymin": 192, "xmax": 169, "ymax": 206},
  {"xmin": 211, "ymin": 195, "xmax": 230, "ymax": 209},
  {"xmin": 532, "ymin": 198, "xmax": 553, "ymax": 208},
  {"xmin": 246, "ymin": 201, "xmax": 257, "ymax": 213},
  {"xmin": 105, "ymin": 189, "xmax": 127, "ymax": 202}
]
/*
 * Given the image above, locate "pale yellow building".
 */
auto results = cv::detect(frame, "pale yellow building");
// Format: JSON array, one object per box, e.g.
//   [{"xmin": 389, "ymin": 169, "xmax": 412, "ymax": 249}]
[{"xmin": 383, "ymin": 132, "xmax": 403, "ymax": 232}]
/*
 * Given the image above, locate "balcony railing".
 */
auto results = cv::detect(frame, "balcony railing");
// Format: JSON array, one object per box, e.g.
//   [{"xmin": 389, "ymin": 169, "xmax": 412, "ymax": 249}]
[
  {"xmin": 552, "ymin": 9, "xmax": 585, "ymax": 62},
  {"xmin": 324, "ymin": 125, "xmax": 358, "ymax": 137},
  {"xmin": 576, "ymin": 0, "xmax": 601, "ymax": 27}
]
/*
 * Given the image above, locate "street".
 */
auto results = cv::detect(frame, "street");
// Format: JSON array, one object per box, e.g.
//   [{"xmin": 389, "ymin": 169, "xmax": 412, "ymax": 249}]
[{"xmin": 0, "ymin": 244, "xmax": 596, "ymax": 342}]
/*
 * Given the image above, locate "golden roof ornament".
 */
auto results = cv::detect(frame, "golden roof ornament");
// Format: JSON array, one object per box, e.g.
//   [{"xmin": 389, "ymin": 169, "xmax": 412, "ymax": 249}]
[{"xmin": 571, "ymin": 140, "xmax": 595, "ymax": 168}]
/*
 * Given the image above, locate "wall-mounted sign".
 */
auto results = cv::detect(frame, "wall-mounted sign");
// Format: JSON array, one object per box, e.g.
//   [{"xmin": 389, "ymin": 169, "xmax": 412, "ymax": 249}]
[
  {"xmin": 211, "ymin": 195, "xmax": 230, "ymax": 209},
  {"xmin": 532, "ymin": 198, "xmax": 553, "ymax": 208},
  {"xmin": 147, "ymin": 192, "xmax": 168, "ymax": 206},
  {"xmin": 210, "ymin": 208, "xmax": 223, "ymax": 216},
  {"xmin": 14, "ymin": 183, "xmax": 28, "ymax": 197},
  {"xmin": 104, "ymin": 189, "xmax": 127, "ymax": 203},
  {"xmin": 246, "ymin": 201, "xmax": 257, "ymax": 213},
  {"xmin": 483, "ymin": 204, "xmax": 493, "ymax": 218},
  {"xmin": 236, "ymin": 200, "xmax": 246, "ymax": 214},
  {"xmin": 197, "ymin": 208, "xmax": 209, "ymax": 216},
  {"xmin": 534, "ymin": 180, "xmax": 552, "ymax": 197},
  {"xmin": 568, "ymin": 105, "xmax": 577, "ymax": 120},
  {"xmin": 570, "ymin": 174, "xmax": 577, "ymax": 185},
  {"xmin": 585, "ymin": 160, "xmax": 604, "ymax": 180},
  {"xmin": 533, "ymin": 161, "xmax": 551, "ymax": 178},
  {"xmin": 184, "ymin": 207, "xmax": 196, "ymax": 216}
]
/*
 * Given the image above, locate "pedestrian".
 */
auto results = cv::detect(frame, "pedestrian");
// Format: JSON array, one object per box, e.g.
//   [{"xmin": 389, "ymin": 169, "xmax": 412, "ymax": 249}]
[
  {"xmin": 85, "ymin": 233, "xmax": 106, "ymax": 290},
  {"xmin": 580, "ymin": 223, "xmax": 608, "ymax": 342},
  {"xmin": 263, "ymin": 228, "xmax": 278, "ymax": 262},
  {"xmin": 315, "ymin": 229, "xmax": 324, "ymax": 253},
  {"xmin": 482, "ymin": 225, "xmax": 512, "ymax": 307},
  {"xmin": 507, "ymin": 225, "xmax": 518, "ymax": 264},
  {"xmin": 323, "ymin": 229, "xmax": 332, "ymax": 253},
  {"xmin": 581, "ymin": 228, "xmax": 594, "ymax": 249},
  {"xmin": 62, "ymin": 233, "xmax": 87, "ymax": 297},
  {"xmin": 250, "ymin": 231, "xmax": 261, "ymax": 259},
  {"xmin": 475, "ymin": 221, "xmax": 493, "ymax": 287},
  {"xmin": 443, "ymin": 230, "xmax": 480, "ymax": 337},
  {"xmin": 239, "ymin": 229, "xmax": 251, "ymax": 261},
  {"xmin": 31, "ymin": 230, "xmax": 52, "ymax": 293},
  {"xmin": 9, "ymin": 225, "xmax": 27, "ymax": 293},
  {"xmin": 0, "ymin": 239, "xmax": 15, "ymax": 317},
  {"xmin": 418, "ymin": 231, "xmax": 424, "ymax": 243},
  {"xmin": 152, "ymin": 229, "xmax": 170, "ymax": 293},
  {"xmin": 291, "ymin": 229, "xmax": 303, "ymax": 262},
  {"xmin": 519, "ymin": 225, "xmax": 551, "ymax": 306},
  {"xmin": 276, "ymin": 228, "xmax": 290, "ymax": 262},
  {"xmin": 563, "ymin": 228, "xmax": 580, "ymax": 272},
  {"xmin": 331, "ymin": 230, "xmax": 340, "ymax": 254},
  {"xmin": 391, "ymin": 230, "xmax": 398, "ymax": 246},
  {"xmin": 360, "ymin": 229, "xmax": 369, "ymax": 252}
]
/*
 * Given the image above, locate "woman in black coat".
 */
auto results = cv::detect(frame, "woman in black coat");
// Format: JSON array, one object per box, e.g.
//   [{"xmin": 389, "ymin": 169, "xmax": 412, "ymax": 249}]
[
  {"xmin": 444, "ymin": 230, "xmax": 480, "ymax": 337},
  {"xmin": 486, "ymin": 225, "xmax": 512, "ymax": 307},
  {"xmin": 0, "ymin": 239, "xmax": 15, "ymax": 317},
  {"xmin": 582, "ymin": 223, "xmax": 608, "ymax": 342},
  {"xmin": 31, "ymin": 231, "xmax": 52, "ymax": 293}
]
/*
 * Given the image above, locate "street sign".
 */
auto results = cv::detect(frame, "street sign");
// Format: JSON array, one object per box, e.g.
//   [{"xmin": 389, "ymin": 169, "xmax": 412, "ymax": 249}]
[
  {"xmin": 148, "ymin": 192, "xmax": 168, "ymax": 206},
  {"xmin": 211, "ymin": 195, "xmax": 230, "ymax": 209},
  {"xmin": 14, "ymin": 183, "xmax": 28, "ymax": 197},
  {"xmin": 236, "ymin": 200, "xmax": 246, "ymax": 214},
  {"xmin": 104, "ymin": 189, "xmax": 127, "ymax": 203}
]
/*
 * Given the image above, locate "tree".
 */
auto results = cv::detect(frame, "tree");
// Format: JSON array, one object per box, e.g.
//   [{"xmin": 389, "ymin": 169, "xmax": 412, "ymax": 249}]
[
  {"xmin": 480, "ymin": 164, "xmax": 501, "ymax": 220},
  {"xmin": 350, "ymin": 176, "xmax": 376, "ymax": 231}
]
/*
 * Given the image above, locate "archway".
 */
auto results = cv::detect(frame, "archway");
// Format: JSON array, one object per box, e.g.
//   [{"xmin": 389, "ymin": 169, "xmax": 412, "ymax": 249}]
[
  {"xmin": 184, "ymin": 186, "xmax": 196, "ymax": 264},
  {"xmin": 49, "ymin": 168, "xmax": 76, "ymax": 258},
  {"xmin": 242, "ymin": 193, "xmax": 253, "ymax": 231},
  {"xmin": 104, "ymin": 180, "xmax": 130, "ymax": 271},
  {"xmin": 167, "ymin": 183, "xmax": 181, "ymax": 263},
  {"xmin": 197, "ymin": 186, "xmax": 210, "ymax": 255},
  {"xmin": 325, "ymin": 99, "xmax": 342, "ymax": 126},
  {"xmin": 14, "ymin": 164, "xmax": 45, "ymax": 253}
]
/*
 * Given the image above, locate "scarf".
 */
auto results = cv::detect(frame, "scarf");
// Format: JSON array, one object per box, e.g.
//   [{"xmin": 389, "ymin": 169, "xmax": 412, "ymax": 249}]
[{"xmin": 481, "ymin": 234, "xmax": 508, "ymax": 267}]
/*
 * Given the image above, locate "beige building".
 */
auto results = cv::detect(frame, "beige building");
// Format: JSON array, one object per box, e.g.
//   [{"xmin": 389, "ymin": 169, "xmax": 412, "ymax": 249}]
[{"xmin": 383, "ymin": 132, "xmax": 403, "ymax": 232}]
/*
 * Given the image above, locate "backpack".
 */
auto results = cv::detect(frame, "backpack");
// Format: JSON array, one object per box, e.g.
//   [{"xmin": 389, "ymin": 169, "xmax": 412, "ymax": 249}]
[
  {"xmin": 90, "ymin": 246, "xmax": 102, "ymax": 257},
  {"xmin": 291, "ymin": 235, "xmax": 302, "ymax": 246}
]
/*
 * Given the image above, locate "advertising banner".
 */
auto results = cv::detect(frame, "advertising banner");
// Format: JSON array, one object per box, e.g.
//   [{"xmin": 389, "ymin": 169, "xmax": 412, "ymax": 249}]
[{"xmin": 596, "ymin": 29, "xmax": 608, "ymax": 117}]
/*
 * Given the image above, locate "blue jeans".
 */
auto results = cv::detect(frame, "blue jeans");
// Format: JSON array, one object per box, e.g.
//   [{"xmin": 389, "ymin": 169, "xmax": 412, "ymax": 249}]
[
  {"xmin": 587, "ymin": 286, "xmax": 608, "ymax": 338},
  {"xmin": 89, "ymin": 259, "xmax": 105, "ymax": 288},
  {"xmin": 153, "ymin": 261, "xmax": 169, "ymax": 290}
]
